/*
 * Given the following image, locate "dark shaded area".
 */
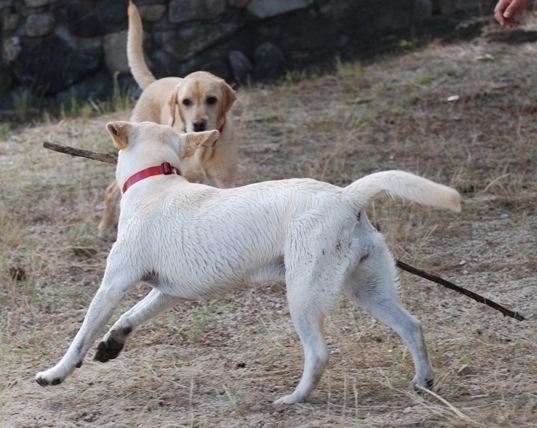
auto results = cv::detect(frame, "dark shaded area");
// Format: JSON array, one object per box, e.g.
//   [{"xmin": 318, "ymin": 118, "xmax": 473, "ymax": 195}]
[{"xmin": 13, "ymin": 36, "xmax": 100, "ymax": 96}]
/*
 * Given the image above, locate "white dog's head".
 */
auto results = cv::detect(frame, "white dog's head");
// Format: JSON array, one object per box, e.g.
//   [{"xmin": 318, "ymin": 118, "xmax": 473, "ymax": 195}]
[{"xmin": 106, "ymin": 121, "xmax": 220, "ymax": 190}]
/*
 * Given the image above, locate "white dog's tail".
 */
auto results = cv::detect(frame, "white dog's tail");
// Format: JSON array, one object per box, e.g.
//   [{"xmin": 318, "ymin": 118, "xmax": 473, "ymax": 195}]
[
  {"xmin": 342, "ymin": 171, "xmax": 461, "ymax": 212},
  {"xmin": 127, "ymin": 1, "xmax": 156, "ymax": 90}
]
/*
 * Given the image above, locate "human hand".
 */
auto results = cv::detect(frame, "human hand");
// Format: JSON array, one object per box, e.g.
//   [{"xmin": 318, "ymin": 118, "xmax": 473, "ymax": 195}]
[{"xmin": 494, "ymin": 0, "xmax": 532, "ymax": 28}]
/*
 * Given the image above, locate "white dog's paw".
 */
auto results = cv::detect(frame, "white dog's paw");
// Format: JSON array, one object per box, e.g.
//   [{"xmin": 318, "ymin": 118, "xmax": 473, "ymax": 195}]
[
  {"xmin": 409, "ymin": 375, "xmax": 434, "ymax": 392},
  {"xmin": 94, "ymin": 327, "xmax": 130, "ymax": 363},
  {"xmin": 273, "ymin": 393, "xmax": 304, "ymax": 405},
  {"xmin": 35, "ymin": 369, "xmax": 65, "ymax": 387}
]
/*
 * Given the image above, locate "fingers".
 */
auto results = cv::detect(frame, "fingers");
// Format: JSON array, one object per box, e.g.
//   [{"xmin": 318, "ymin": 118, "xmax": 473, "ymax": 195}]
[
  {"xmin": 494, "ymin": 0, "xmax": 532, "ymax": 28},
  {"xmin": 495, "ymin": 0, "xmax": 517, "ymax": 28}
]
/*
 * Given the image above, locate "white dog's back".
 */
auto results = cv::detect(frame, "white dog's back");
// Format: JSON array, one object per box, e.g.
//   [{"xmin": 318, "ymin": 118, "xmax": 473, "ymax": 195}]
[
  {"xmin": 115, "ymin": 179, "xmax": 350, "ymax": 297},
  {"xmin": 115, "ymin": 173, "xmax": 459, "ymax": 300}
]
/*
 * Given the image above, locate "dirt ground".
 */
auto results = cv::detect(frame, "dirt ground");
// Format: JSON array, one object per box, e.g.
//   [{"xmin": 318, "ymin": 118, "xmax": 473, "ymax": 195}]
[{"xmin": 1, "ymin": 15, "xmax": 537, "ymax": 428}]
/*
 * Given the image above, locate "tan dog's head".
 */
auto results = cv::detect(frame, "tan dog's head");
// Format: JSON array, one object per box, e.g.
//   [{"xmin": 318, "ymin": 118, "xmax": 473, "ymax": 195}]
[
  {"xmin": 167, "ymin": 71, "xmax": 236, "ymax": 133},
  {"xmin": 106, "ymin": 121, "xmax": 220, "ymax": 188}
]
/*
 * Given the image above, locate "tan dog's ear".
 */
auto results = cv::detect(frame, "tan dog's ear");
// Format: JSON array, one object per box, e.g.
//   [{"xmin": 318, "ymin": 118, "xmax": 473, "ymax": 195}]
[
  {"xmin": 220, "ymin": 81, "xmax": 237, "ymax": 116},
  {"xmin": 167, "ymin": 89, "xmax": 179, "ymax": 127},
  {"xmin": 183, "ymin": 130, "xmax": 220, "ymax": 158},
  {"xmin": 107, "ymin": 121, "xmax": 131, "ymax": 150}
]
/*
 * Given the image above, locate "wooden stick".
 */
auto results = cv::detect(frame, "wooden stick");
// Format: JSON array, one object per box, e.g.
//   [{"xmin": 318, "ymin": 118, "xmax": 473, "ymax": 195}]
[
  {"xmin": 41, "ymin": 140, "xmax": 526, "ymax": 321},
  {"xmin": 43, "ymin": 140, "xmax": 117, "ymax": 165},
  {"xmin": 396, "ymin": 259, "xmax": 524, "ymax": 321}
]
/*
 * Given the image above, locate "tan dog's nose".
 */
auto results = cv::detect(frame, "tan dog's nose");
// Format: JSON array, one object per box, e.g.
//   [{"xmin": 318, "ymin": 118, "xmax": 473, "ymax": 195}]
[{"xmin": 192, "ymin": 119, "xmax": 207, "ymax": 132}]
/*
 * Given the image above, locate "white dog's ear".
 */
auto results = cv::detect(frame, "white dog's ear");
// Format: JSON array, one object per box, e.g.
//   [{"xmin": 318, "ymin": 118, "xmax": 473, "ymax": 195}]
[
  {"xmin": 183, "ymin": 130, "xmax": 220, "ymax": 158},
  {"xmin": 107, "ymin": 121, "xmax": 131, "ymax": 150}
]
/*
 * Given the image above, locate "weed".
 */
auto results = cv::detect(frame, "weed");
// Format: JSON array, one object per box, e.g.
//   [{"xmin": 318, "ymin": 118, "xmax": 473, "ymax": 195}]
[
  {"xmin": 283, "ymin": 70, "xmax": 302, "ymax": 85},
  {"xmin": 12, "ymin": 88, "xmax": 33, "ymax": 121},
  {"xmin": 1, "ymin": 123, "xmax": 10, "ymax": 140},
  {"xmin": 59, "ymin": 96, "xmax": 94, "ymax": 122},
  {"xmin": 399, "ymin": 39, "xmax": 414, "ymax": 51},
  {"xmin": 335, "ymin": 56, "xmax": 363, "ymax": 82},
  {"xmin": 67, "ymin": 226, "xmax": 99, "ymax": 258},
  {"xmin": 420, "ymin": 76, "xmax": 432, "ymax": 84},
  {"xmin": 256, "ymin": 113, "xmax": 280, "ymax": 124}
]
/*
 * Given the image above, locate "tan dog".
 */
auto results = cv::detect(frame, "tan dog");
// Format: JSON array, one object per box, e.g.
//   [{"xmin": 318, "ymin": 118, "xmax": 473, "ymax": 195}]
[{"xmin": 98, "ymin": 0, "xmax": 238, "ymax": 238}]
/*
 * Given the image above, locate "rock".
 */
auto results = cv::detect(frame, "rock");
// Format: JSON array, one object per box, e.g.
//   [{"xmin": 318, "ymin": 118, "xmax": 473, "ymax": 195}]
[
  {"xmin": 103, "ymin": 30, "xmax": 129, "ymax": 74},
  {"xmin": 2, "ymin": 36, "xmax": 21, "ymax": 65},
  {"xmin": 488, "ymin": 29, "xmax": 537, "ymax": 44},
  {"xmin": 414, "ymin": 0, "xmax": 432, "ymax": 22},
  {"xmin": 247, "ymin": 0, "xmax": 314, "ymax": 19},
  {"xmin": 55, "ymin": 25, "xmax": 103, "ymax": 56},
  {"xmin": 3, "ymin": 14, "xmax": 19, "ymax": 32},
  {"xmin": 138, "ymin": 5, "xmax": 167, "ymax": 22},
  {"xmin": 0, "ymin": 0, "xmax": 13, "ymax": 11},
  {"xmin": 440, "ymin": 0, "xmax": 485, "ymax": 14},
  {"xmin": 230, "ymin": 0, "xmax": 249, "ymax": 7},
  {"xmin": 228, "ymin": 49, "xmax": 252, "ymax": 82},
  {"xmin": 0, "ymin": 70, "xmax": 13, "ymax": 93},
  {"xmin": 56, "ymin": 4, "xmax": 104, "ymax": 37},
  {"xmin": 96, "ymin": 0, "xmax": 129, "ymax": 34},
  {"xmin": 157, "ymin": 20, "xmax": 239, "ymax": 62},
  {"xmin": 24, "ymin": 0, "xmax": 56, "ymax": 7},
  {"xmin": 0, "ymin": 92, "xmax": 13, "ymax": 110},
  {"xmin": 254, "ymin": 41, "xmax": 284, "ymax": 70},
  {"xmin": 318, "ymin": 0, "xmax": 360, "ymax": 20},
  {"xmin": 455, "ymin": 16, "xmax": 490, "ymax": 39},
  {"xmin": 25, "ymin": 13, "xmax": 56, "ymax": 38},
  {"xmin": 148, "ymin": 49, "xmax": 177, "ymax": 79},
  {"xmin": 201, "ymin": 59, "xmax": 230, "ymax": 80},
  {"xmin": 169, "ymin": 0, "xmax": 226, "ymax": 24},
  {"xmin": 13, "ymin": 36, "xmax": 100, "ymax": 95},
  {"xmin": 55, "ymin": 69, "xmax": 115, "ymax": 103}
]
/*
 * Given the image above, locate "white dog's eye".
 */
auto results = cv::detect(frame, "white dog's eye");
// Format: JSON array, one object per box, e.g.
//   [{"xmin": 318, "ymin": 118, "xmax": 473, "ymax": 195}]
[
  {"xmin": 182, "ymin": 99, "xmax": 192, "ymax": 106},
  {"xmin": 206, "ymin": 96, "xmax": 217, "ymax": 105}
]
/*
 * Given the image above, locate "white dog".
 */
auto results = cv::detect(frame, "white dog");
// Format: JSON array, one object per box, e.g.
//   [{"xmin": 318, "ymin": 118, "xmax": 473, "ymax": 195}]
[{"xmin": 36, "ymin": 121, "xmax": 461, "ymax": 404}]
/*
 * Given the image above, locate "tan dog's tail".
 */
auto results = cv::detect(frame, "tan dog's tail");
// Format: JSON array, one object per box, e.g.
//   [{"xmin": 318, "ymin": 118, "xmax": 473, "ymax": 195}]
[
  {"xmin": 342, "ymin": 170, "xmax": 461, "ymax": 212},
  {"xmin": 128, "ymin": 0, "xmax": 156, "ymax": 90}
]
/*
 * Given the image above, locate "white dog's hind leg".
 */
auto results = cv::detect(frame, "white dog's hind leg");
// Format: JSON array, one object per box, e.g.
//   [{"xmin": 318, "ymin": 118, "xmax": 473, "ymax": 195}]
[
  {"xmin": 343, "ymin": 245, "xmax": 434, "ymax": 390},
  {"xmin": 273, "ymin": 284, "xmax": 330, "ymax": 405},
  {"xmin": 35, "ymin": 268, "xmax": 140, "ymax": 386},
  {"xmin": 95, "ymin": 288, "xmax": 180, "ymax": 362},
  {"xmin": 274, "ymin": 218, "xmax": 357, "ymax": 404}
]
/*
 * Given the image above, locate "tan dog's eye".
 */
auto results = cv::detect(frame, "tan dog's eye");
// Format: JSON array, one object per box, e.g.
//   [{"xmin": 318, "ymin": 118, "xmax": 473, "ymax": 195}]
[
  {"xmin": 206, "ymin": 97, "xmax": 217, "ymax": 105},
  {"xmin": 182, "ymin": 99, "xmax": 192, "ymax": 106}
]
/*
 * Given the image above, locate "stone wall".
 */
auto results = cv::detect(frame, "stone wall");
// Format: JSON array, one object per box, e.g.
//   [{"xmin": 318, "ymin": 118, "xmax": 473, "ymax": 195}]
[{"xmin": 0, "ymin": 0, "xmax": 496, "ymax": 110}]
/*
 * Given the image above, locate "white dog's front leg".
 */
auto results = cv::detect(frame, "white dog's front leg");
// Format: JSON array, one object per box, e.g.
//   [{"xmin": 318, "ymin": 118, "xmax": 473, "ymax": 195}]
[{"xmin": 35, "ymin": 271, "xmax": 138, "ymax": 386}]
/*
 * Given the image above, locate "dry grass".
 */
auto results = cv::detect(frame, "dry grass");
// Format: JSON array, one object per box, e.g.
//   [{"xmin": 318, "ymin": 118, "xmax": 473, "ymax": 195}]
[{"xmin": 1, "ymin": 16, "xmax": 537, "ymax": 428}]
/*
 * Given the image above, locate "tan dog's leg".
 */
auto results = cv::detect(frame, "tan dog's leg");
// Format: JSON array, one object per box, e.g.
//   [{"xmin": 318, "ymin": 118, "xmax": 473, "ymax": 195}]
[{"xmin": 98, "ymin": 181, "xmax": 121, "ymax": 239}]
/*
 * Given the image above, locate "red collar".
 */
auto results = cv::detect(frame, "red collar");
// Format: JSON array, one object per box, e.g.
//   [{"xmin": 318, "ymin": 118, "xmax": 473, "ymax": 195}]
[
  {"xmin": 122, "ymin": 162, "xmax": 181, "ymax": 194},
  {"xmin": 218, "ymin": 121, "xmax": 225, "ymax": 134}
]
